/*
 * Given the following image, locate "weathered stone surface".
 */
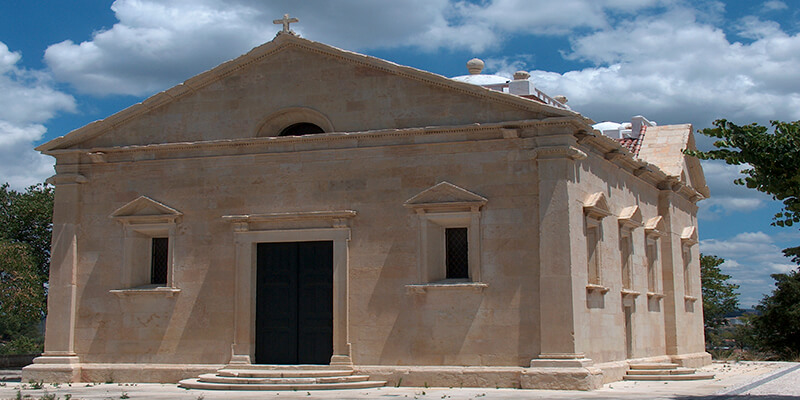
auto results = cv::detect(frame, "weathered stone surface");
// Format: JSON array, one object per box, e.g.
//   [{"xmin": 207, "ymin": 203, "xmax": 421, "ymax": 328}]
[{"xmin": 27, "ymin": 32, "xmax": 709, "ymax": 390}]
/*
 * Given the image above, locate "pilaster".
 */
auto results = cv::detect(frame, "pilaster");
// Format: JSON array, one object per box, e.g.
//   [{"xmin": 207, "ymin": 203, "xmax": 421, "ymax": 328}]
[
  {"xmin": 529, "ymin": 139, "xmax": 602, "ymax": 390},
  {"xmin": 23, "ymin": 158, "xmax": 86, "ymax": 382}
]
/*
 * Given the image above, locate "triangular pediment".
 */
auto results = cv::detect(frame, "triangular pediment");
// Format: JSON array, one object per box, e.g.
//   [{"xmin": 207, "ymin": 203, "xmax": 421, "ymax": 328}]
[
  {"xmin": 405, "ymin": 182, "xmax": 487, "ymax": 211},
  {"xmin": 682, "ymin": 132, "xmax": 710, "ymax": 198},
  {"xmin": 110, "ymin": 196, "xmax": 182, "ymax": 224},
  {"xmin": 618, "ymin": 205, "xmax": 643, "ymax": 228},
  {"xmin": 681, "ymin": 226, "xmax": 699, "ymax": 245},
  {"xmin": 638, "ymin": 124, "xmax": 709, "ymax": 199},
  {"xmin": 583, "ymin": 192, "xmax": 611, "ymax": 219},
  {"xmin": 644, "ymin": 216, "xmax": 666, "ymax": 236},
  {"xmin": 37, "ymin": 33, "xmax": 581, "ymax": 153}
]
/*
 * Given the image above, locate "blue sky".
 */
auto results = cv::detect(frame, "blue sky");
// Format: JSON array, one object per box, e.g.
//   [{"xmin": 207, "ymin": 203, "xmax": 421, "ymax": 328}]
[{"xmin": 1, "ymin": 0, "xmax": 798, "ymax": 307}]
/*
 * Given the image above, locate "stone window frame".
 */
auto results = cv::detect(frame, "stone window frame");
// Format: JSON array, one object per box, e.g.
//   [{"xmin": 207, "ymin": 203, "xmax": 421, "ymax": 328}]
[
  {"xmin": 255, "ymin": 107, "xmax": 335, "ymax": 137},
  {"xmin": 584, "ymin": 192, "xmax": 611, "ymax": 293},
  {"xmin": 618, "ymin": 205, "xmax": 643, "ymax": 296},
  {"xmin": 644, "ymin": 216, "xmax": 666, "ymax": 300},
  {"xmin": 109, "ymin": 196, "xmax": 182, "ymax": 297},
  {"xmin": 404, "ymin": 182, "xmax": 488, "ymax": 293},
  {"xmin": 681, "ymin": 226, "xmax": 699, "ymax": 303}
]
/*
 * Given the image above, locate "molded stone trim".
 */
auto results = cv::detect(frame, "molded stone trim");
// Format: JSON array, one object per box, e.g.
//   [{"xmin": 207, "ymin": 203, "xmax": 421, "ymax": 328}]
[
  {"xmin": 222, "ymin": 210, "xmax": 357, "ymax": 231},
  {"xmin": 405, "ymin": 282, "xmax": 488, "ymax": 294},
  {"xmin": 404, "ymin": 181, "xmax": 487, "ymax": 210},
  {"xmin": 618, "ymin": 205, "xmax": 643, "ymax": 229},
  {"xmin": 255, "ymin": 107, "xmax": 335, "ymax": 137},
  {"xmin": 644, "ymin": 216, "xmax": 666, "ymax": 237},
  {"xmin": 586, "ymin": 284, "xmax": 610, "ymax": 294},
  {"xmin": 110, "ymin": 196, "xmax": 183, "ymax": 225},
  {"xmin": 583, "ymin": 192, "xmax": 611, "ymax": 220},
  {"xmin": 680, "ymin": 226, "xmax": 699, "ymax": 245}
]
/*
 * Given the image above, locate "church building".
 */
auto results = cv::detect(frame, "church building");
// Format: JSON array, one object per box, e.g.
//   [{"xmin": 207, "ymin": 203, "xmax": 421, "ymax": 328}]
[{"xmin": 23, "ymin": 20, "xmax": 711, "ymax": 390}]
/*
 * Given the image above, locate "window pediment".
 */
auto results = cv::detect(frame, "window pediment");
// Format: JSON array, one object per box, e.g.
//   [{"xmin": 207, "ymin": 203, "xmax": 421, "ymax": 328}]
[
  {"xmin": 583, "ymin": 192, "xmax": 611, "ymax": 219},
  {"xmin": 618, "ymin": 205, "xmax": 643, "ymax": 229},
  {"xmin": 110, "ymin": 196, "xmax": 182, "ymax": 224},
  {"xmin": 645, "ymin": 216, "xmax": 666, "ymax": 237},
  {"xmin": 404, "ymin": 182, "xmax": 487, "ymax": 213},
  {"xmin": 681, "ymin": 226, "xmax": 699, "ymax": 245}
]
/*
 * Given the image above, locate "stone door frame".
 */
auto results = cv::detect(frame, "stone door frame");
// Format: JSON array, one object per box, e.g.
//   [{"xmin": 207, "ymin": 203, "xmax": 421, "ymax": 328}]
[{"xmin": 228, "ymin": 227, "xmax": 352, "ymax": 366}]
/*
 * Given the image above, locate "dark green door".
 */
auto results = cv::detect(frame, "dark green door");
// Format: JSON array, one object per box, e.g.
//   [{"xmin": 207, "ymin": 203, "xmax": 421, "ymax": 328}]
[{"xmin": 255, "ymin": 241, "xmax": 333, "ymax": 364}]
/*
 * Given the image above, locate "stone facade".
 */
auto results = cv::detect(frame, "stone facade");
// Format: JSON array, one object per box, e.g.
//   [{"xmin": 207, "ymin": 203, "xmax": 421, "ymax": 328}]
[{"xmin": 23, "ymin": 33, "xmax": 710, "ymax": 390}]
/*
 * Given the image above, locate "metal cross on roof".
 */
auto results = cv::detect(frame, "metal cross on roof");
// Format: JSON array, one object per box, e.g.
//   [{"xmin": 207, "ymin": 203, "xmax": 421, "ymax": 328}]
[{"xmin": 273, "ymin": 13, "xmax": 299, "ymax": 35}]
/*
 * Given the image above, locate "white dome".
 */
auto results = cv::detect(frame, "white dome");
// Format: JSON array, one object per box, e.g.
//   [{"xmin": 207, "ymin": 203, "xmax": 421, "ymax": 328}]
[
  {"xmin": 592, "ymin": 121, "xmax": 622, "ymax": 131},
  {"xmin": 451, "ymin": 74, "xmax": 510, "ymax": 86}
]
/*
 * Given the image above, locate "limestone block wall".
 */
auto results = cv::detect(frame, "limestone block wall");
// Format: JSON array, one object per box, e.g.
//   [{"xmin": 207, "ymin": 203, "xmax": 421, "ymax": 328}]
[
  {"xmin": 69, "ymin": 135, "xmax": 541, "ymax": 366},
  {"xmin": 569, "ymin": 151, "xmax": 673, "ymax": 364},
  {"xmin": 659, "ymin": 192, "xmax": 705, "ymax": 358}
]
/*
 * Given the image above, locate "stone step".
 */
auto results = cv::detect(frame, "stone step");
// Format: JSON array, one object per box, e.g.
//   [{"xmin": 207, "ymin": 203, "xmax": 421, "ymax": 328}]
[
  {"xmin": 627, "ymin": 368, "xmax": 696, "ymax": 375},
  {"xmin": 178, "ymin": 378, "xmax": 387, "ymax": 391},
  {"xmin": 623, "ymin": 373, "xmax": 715, "ymax": 381},
  {"xmin": 217, "ymin": 369, "xmax": 354, "ymax": 378},
  {"xmin": 196, "ymin": 373, "xmax": 370, "ymax": 384},
  {"xmin": 224, "ymin": 364, "xmax": 351, "ymax": 371},
  {"xmin": 628, "ymin": 363, "xmax": 680, "ymax": 370}
]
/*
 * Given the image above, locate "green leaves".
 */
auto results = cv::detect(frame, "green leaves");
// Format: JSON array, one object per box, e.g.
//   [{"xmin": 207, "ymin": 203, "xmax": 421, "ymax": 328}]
[
  {"xmin": 701, "ymin": 254, "xmax": 740, "ymax": 336},
  {"xmin": 0, "ymin": 183, "xmax": 53, "ymax": 279},
  {"xmin": 752, "ymin": 271, "xmax": 800, "ymax": 360},
  {"xmin": 0, "ymin": 183, "xmax": 53, "ymax": 353},
  {"xmin": 689, "ymin": 119, "xmax": 800, "ymax": 264}
]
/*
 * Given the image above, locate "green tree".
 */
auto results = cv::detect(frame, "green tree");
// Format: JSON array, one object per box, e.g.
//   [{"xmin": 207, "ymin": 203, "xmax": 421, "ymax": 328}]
[
  {"xmin": 0, "ymin": 240, "xmax": 46, "ymax": 353},
  {"xmin": 0, "ymin": 183, "xmax": 53, "ymax": 354},
  {"xmin": 689, "ymin": 119, "xmax": 800, "ymax": 262},
  {"xmin": 752, "ymin": 271, "xmax": 800, "ymax": 360},
  {"xmin": 700, "ymin": 254, "xmax": 740, "ymax": 347},
  {"xmin": 0, "ymin": 183, "xmax": 54, "ymax": 279}
]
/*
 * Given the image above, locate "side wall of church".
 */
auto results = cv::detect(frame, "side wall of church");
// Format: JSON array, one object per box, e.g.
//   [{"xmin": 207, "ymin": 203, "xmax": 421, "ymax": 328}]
[
  {"xmin": 572, "ymin": 153, "xmax": 665, "ymax": 363},
  {"xmin": 566, "ymin": 146, "xmax": 703, "ymax": 364},
  {"xmin": 68, "ymin": 134, "xmax": 542, "ymax": 366}
]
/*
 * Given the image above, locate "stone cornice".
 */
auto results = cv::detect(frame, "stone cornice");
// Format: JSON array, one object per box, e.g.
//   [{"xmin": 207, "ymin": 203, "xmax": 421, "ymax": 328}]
[
  {"xmin": 573, "ymin": 130, "xmax": 705, "ymax": 205},
  {"xmin": 45, "ymin": 173, "xmax": 88, "ymax": 186},
  {"xmin": 533, "ymin": 146, "xmax": 588, "ymax": 161},
  {"xmin": 53, "ymin": 117, "xmax": 586, "ymax": 159},
  {"xmin": 222, "ymin": 210, "xmax": 357, "ymax": 231}
]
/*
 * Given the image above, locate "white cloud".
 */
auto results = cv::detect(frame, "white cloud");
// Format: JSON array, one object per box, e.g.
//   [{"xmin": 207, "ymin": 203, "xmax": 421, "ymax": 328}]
[
  {"xmin": 700, "ymin": 231, "xmax": 797, "ymax": 307},
  {"xmin": 762, "ymin": 1, "xmax": 788, "ymax": 11},
  {"xmin": 0, "ymin": 42, "xmax": 76, "ymax": 189},
  {"xmin": 698, "ymin": 161, "xmax": 772, "ymax": 220},
  {"xmin": 43, "ymin": 0, "xmax": 675, "ymax": 96},
  {"xmin": 526, "ymin": 8, "xmax": 800, "ymax": 127}
]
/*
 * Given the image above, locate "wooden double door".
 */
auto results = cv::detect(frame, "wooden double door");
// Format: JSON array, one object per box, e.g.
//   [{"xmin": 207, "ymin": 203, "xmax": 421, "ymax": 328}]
[{"xmin": 255, "ymin": 241, "xmax": 333, "ymax": 364}]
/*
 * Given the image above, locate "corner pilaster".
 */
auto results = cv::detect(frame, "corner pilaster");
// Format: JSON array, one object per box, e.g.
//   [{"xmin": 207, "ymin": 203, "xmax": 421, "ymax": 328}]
[
  {"xmin": 529, "ymin": 140, "xmax": 602, "ymax": 390},
  {"xmin": 24, "ymin": 159, "xmax": 87, "ymax": 383}
]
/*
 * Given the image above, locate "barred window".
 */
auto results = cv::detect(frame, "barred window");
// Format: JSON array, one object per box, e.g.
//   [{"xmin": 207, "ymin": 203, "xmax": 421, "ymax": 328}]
[{"xmin": 445, "ymin": 228, "xmax": 469, "ymax": 279}]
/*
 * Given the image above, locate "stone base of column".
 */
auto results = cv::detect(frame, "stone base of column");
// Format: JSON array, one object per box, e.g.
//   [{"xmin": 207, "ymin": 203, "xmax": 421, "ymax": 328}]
[
  {"xmin": 523, "ymin": 354, "xmax": 603, "ymax": 390},
  {"xmin": 22, "ymin": 355, "xmax": 81, "ymax": 383},
  {"xmin": 227, "ymin": 354, "xmax": 252, "ymax": 365},
  {"xmin": 330, "ymin": 355, "xmax": 353, "ymax": 367},
  {"xmin": 671, "ymin": 351, "xmax": 712, "ymax": 368}
]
